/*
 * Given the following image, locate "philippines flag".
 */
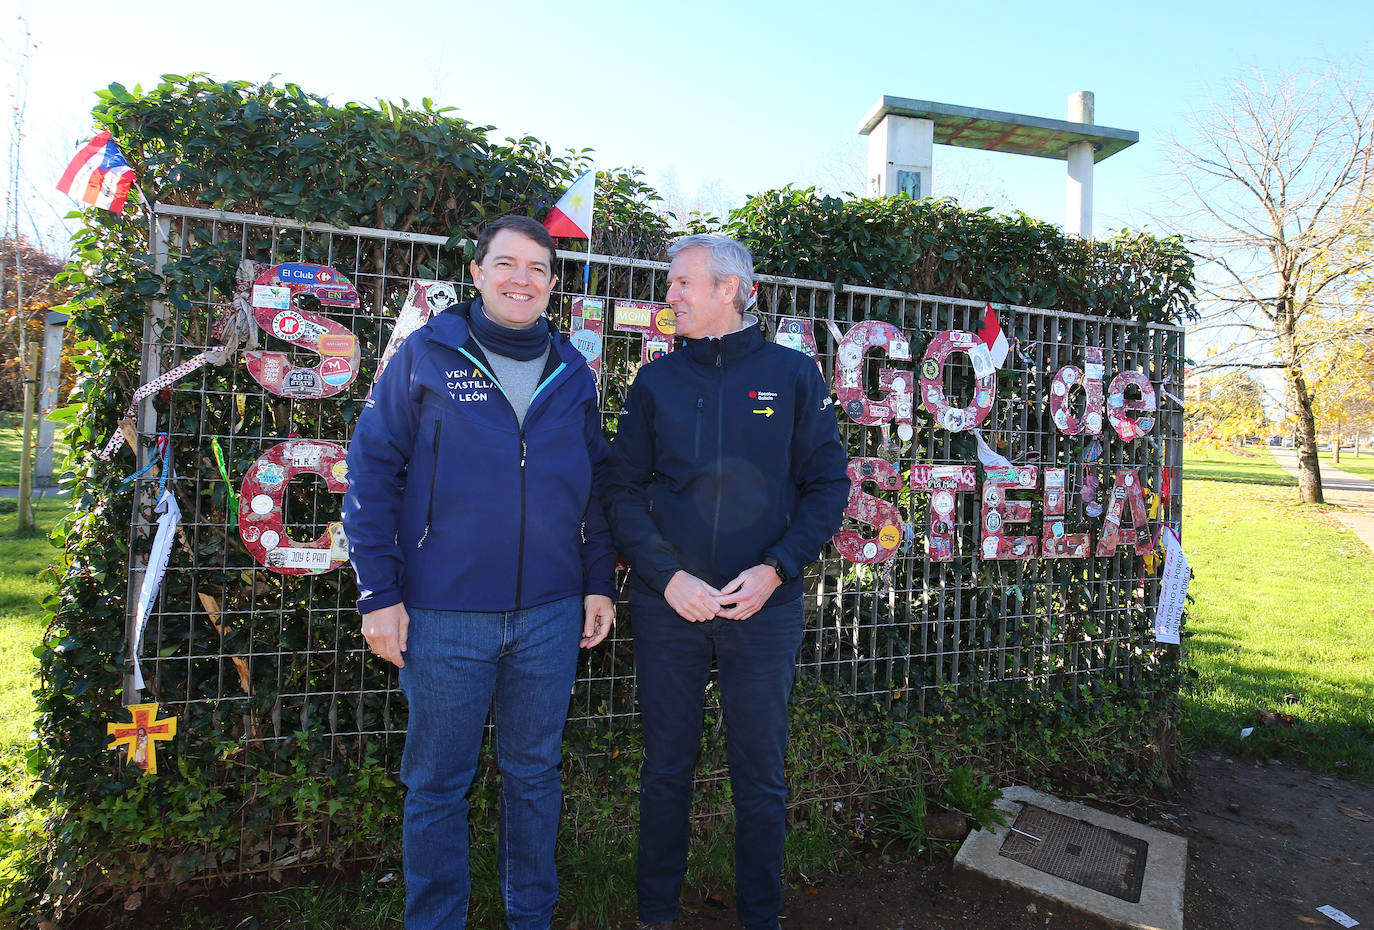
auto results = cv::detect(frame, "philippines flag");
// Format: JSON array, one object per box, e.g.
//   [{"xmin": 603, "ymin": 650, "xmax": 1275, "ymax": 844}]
[
  {"xmin": 977, "ymin": 303, "xmax": 1010, "ymax": 369},
  {"xmin": 543, "ymin": 170, "xmax": 595, "ymax": 239},
  {"xmin": 56, "ymin": 131, "xmax": 137, "ymax": 214}
]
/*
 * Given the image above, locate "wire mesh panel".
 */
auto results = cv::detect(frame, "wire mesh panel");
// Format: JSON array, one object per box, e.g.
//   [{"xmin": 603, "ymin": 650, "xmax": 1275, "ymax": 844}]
[{"xmin": 128, "ymin": 204, "xmax": 1185, "ymax": 778}]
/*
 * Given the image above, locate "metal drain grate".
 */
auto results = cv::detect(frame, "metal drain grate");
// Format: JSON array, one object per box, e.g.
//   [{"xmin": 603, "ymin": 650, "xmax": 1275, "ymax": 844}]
[{"xmin": 998, "ymin": 805, "xmax": 1149, "ymax": 902}]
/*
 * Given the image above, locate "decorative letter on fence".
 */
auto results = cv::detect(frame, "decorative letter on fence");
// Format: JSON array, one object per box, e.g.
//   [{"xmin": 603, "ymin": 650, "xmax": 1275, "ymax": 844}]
[
  {"xmin": 239, "ymin": 440, "xmax": 352, "ymax": 574},
  {"xmin": 245, "ymin": 263, "xmax": 362, "ymax": 398},
  {"xmin": 834, "ymin": 457, "xmax": 905, "ymax": 564},
  {"xmin": 835, "ymin": 321, "xmax": 913, "ymax": 427},
  {"xmin": 919, "ymin": 330, "xmax": 996, "ymax": 433}
]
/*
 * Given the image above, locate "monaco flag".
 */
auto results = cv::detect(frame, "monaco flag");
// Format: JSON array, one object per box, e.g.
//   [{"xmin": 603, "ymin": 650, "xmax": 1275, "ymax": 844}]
[
  {"xmin": 57, "ymin": 131, "xmax": 137, "ymax": 214},
  {"xmin": 543, "ymin": 170, "xmax": 595, "ymax": 239}
]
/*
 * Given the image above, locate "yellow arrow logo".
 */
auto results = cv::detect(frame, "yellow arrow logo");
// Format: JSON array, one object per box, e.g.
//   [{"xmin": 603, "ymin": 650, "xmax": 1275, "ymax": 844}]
[{"xmin": 753, "ymin": 406, "xmax": 775, "ymax": 417}]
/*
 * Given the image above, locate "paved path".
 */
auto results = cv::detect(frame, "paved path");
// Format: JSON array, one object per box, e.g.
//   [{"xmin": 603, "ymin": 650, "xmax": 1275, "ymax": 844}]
[
  {"xmin": 0, "ymin": 485, "xmax": 69, "ymax": 499},
  {"xmin": 1270, "ymin": 447, "xmax": 1374, "ymax": 554}
]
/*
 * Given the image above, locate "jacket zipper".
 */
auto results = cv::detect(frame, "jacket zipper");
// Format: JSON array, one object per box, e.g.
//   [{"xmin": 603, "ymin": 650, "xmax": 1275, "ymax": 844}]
[
  {"xmin": 453, "ymin": 345, "xmax": 565, "ymax": 609},
  {"xmin": 710, "ymin": 345, "xmax": 724, "ymax": 571},
  {"xmin": 417, "ymin": 417, "xmax": 443, "ymax": 548},
  {"xmin": 694, "ymin": 395, "xmax": 704, "ymax": 458}
]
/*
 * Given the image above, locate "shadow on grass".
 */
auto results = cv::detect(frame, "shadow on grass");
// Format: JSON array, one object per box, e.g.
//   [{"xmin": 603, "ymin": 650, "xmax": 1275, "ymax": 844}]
[{"xmin": 1182, "ymin": 455, "xmax": 1297, "ymax": 487}]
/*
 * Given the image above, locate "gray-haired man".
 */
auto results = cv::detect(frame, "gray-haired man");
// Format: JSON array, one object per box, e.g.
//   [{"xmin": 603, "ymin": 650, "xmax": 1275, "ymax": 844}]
[{"xmin": 603, "ymin": 234, "xmax": 848, "ymax": 929}]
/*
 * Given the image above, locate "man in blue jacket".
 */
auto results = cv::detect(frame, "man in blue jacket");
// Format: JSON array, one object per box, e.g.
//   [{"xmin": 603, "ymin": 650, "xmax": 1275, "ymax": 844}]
[
  {"xmin": 604, "ymin": 234, "xmax": 849, "ymax": 930},
  {"xmin": 342, "ymin": 215, "xmax": 616, "ymax": 930}
]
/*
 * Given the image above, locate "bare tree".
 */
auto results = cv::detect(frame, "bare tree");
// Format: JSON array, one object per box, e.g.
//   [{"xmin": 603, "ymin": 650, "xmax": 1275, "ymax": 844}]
[{"xmin": 1170, "ymin": 63, "xmax": 1374, "ymax": 503}]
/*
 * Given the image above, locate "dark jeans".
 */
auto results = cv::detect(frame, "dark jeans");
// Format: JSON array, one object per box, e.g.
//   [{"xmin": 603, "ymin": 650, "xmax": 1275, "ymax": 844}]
[
  {"xmin": 632, "ymin": 590, "xmax": 804, "ymax": 930},
  {"xmin": 398, "ymin": 596, "xmax": 582, "ymax": 930}
]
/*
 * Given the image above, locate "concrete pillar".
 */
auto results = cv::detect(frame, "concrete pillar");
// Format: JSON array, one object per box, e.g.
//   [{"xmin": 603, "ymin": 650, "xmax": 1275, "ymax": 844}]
[
  {"xmin": 1066, "ymin": 91, "xmax": 1095, "ymax": 238},
  {"xmin": 36, "ymin": 311, "xmax": 68, "ymax": 487},
  {"xmin": 866, "ymin": 114, "xmax": 934, "ymax": 199}
]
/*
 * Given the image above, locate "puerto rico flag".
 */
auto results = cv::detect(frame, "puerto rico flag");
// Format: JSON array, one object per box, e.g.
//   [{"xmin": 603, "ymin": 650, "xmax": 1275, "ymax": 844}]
[
  {"xmin": 57, "ymin": 131, "xmax": 137, "ymax": 214},
  {"xmin": 543, "ymin": 170, "xmax": 595, "ymax": 239}
]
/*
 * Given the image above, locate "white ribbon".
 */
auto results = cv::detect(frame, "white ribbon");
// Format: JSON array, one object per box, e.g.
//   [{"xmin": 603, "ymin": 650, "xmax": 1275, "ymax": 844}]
[
  {"xmin": 131, "ymin": 488, "xmax": 182, "ymax": 691},
  {"xmin": 1155, "ymin": 526, "xmax": 1190, "ymax": 645},
  {"xmin": 973, "ymin": 428, "xmax": 1012, "ymax": 468}
]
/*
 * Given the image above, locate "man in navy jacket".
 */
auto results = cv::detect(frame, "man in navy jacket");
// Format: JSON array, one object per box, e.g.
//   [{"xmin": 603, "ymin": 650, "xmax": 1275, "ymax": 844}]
[
  {"xmin": 343, "ymin": 215, "xmax": 616, "ymax": 930},
  {"xmin": 604, "ymin": 234, "xmax": 848, "ymax": 930}
]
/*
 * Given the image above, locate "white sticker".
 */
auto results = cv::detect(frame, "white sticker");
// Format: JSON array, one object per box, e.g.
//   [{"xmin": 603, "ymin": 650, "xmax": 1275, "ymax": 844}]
[
  {"xmin": 862, "ymin": 542, "xmax": 877, "ymax": 559},
  {"xmin": 891, "ymin": 376, "xmax": 908, "ymax": 393},
  {"xmin": 253, "ymin": 285, "xmax": 291, "ymax": 310},
  {"xmin": 889, "ymin": 339, "xmax": 911, "ymax": 360},
  {"xmin": 968, "ymin": 343, "xmax": 995, "ymax": 379},
  {"xmin": 982, "ymin": 537, "xmax": 999, "ymax": 557},
  {"xmin": 933, "ymin": 490, "xmax": 955, "ymax": 514},
  {"xmin": 897, "ymin": 423, "xmax": 913, "ymax": 442},
  {"xmin": 260, "ymin": 530, "xmax": 280, "ymax": 550},
  {"xmin": 1316, "ymin": 905, "xmax": 1359, "ymax": 928},
  {"xmin": 1085, "ymin": 412, "xmax": 1102, "ymax": 433},
  {"xmin": 251, "ymin": 494, "xmax": 273, "ymax": 515},
  {"xmin": 1085, "ymin": 363, "xmax": 1105, "ymax": 381},
  {"xmin": 288, "ymin": 444, "xmax": 324, "ymax": 468},
  {"xmin": 275, "ymin": 547, "xmax": 333, "ymax": 570}
]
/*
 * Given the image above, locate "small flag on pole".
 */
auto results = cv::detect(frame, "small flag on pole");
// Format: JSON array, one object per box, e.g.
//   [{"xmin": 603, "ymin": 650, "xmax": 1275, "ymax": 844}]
[
  {"xmin": 543, "ymin": 170, "xmax": 595, "ymax": 239},
  {"xmin": 977, "ymin": 303, "xmax": 1010, "ymax": 367},
  {"xmin": 57, "ymin": 131, "xmax": 137, "ymax": 214}
]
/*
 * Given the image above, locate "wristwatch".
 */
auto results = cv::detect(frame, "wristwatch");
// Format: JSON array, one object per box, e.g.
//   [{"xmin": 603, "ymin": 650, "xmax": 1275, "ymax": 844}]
[{"xmin": 762, "ymin": 555, "xmax": 789, "ymax": 584}]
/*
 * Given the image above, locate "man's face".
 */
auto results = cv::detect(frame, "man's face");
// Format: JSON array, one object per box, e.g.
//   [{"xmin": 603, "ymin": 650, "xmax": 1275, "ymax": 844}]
[
  {"xmin": 666, "ymin": 247, "xmax": 739, "ymax": 340},
  {"xmin": 469, "ymin": 230, "xmax": 557, "ymax": 329}
]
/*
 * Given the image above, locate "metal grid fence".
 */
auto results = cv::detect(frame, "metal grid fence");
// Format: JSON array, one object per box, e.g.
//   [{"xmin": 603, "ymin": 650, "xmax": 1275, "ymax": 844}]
[{"xmin": 126, "ymin": 203, "xmax": 1184, "ymax": 774}]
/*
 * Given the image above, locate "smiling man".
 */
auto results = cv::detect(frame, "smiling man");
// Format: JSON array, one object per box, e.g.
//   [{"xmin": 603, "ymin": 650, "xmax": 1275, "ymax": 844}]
[
  {"xmin": 343, "ymin": 215, "xmax": 616, "ymax": 930},
  {"xmin": 603, "ymin": 234, "xmax": 848, "ymax": 930}
]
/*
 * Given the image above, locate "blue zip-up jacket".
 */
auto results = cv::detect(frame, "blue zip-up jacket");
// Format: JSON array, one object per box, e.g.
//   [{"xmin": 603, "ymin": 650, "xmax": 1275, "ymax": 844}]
[
  {"xmin": 603, "ymin": 318, "xmax": 849, "ymax": 606},
  {"xmin": 342, "ymin": 298, "xmax": 616, "ymax": 615}
]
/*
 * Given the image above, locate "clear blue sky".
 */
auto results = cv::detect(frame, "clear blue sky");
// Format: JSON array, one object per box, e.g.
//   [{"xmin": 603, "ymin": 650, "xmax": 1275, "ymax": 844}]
[{"xmin": 3, "ymin": 0, "xmax": 1371, "ymax": 251}]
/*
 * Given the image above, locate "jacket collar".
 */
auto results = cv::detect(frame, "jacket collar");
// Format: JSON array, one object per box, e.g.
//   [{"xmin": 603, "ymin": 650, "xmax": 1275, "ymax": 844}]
[
  {"xmin": 683, "ymin": 313, "xmax": 763, "ymax": 366},
  {"xmin": 425, "ymin": 297, "xmax": 581, "ymax": 371}
]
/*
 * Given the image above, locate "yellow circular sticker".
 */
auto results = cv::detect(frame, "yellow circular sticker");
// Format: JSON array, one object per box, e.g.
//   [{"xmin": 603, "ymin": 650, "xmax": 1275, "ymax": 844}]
[
  {"xmin": 877, "ymin": 524, "xmax": 901, "ymax": 549},
  {"xmin": 654, "ymin": 307, "xmax": 676, "ymax": 334}
]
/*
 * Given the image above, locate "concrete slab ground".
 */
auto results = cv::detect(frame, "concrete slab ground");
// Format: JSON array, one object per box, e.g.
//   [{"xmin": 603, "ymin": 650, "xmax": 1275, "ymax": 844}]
[
  {"xmin": 1270, "ymin": 448, "xmax": 1374, "ymax": 554},
  {"xmin": 953, "ymin": 785, "xmax": 1186, "ymax": 930}
]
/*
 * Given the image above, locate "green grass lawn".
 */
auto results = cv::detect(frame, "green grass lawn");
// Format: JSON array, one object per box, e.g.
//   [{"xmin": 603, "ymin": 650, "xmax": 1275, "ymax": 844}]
[
  {"xmin": 0, "ymin": 412, "xmax": 71, "ymax": 486},
  {"xmin": 0, "ymin": 497, "xmax": 67, "ymax": 901},
  {"xmin": 1181, "ymin": 443, "xmax": 1296, "ymax": 486},
  {"xmin": 1181, "ymin": 448, "xmax": 1374, "ymax": 780},
  {"xmin": 1317, "ymin": 450, "xmax": 1374, "ymax": 483}
]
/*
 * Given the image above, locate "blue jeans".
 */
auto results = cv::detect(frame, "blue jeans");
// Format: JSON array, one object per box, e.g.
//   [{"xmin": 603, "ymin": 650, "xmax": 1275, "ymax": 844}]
[
  {"xmin": 632, "ymin": 590, "xmax": 804, "ymax": 930},
  {"xmin": 398, "ymin": 596, "xmax": 582, "ymax": 930}
]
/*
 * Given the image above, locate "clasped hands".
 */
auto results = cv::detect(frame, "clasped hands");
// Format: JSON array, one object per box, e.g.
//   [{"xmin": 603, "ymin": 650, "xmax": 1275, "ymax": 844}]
[{"xmin": 663, "ymin": 566, "xmax": 781, "ymax": 623}]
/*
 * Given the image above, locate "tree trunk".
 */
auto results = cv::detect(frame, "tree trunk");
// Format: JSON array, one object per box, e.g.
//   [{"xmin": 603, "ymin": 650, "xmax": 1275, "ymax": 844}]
[
  {"xmin": 1278, "ymin": 309, "xmax": 1324, "ymax": 503},
  {"xmin": 1334, "ymin": 421, "xmax": 1342, "ymax": 465}
]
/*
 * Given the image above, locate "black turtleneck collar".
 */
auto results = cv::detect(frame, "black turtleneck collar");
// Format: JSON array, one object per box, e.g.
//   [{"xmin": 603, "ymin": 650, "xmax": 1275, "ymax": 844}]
[
  {"xmin": 683, "ymin": 314, "xmax": 764, "ymax": 366},
  {"xmin": 466, "ymin": 297, "xmax": 551, "ymax": 361}
]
